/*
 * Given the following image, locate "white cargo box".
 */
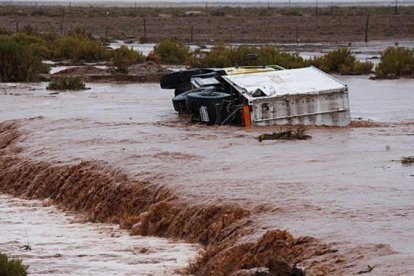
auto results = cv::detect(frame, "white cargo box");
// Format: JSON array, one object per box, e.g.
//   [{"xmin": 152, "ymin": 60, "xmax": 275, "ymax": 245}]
[{"xmin": 222, "ymin": 66, "xmax": 351, "ymax": 127}]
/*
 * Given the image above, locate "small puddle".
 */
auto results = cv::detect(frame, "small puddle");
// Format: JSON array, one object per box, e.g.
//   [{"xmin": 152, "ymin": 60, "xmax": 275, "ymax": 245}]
[{"xmin": 0, "ymin": 194, "xmax": 198, "ymax": 275}]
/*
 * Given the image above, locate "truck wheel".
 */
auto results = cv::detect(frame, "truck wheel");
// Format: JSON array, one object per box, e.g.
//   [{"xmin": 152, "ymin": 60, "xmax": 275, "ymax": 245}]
[
  {"xmin": 172, "ymin": 87, "xmax": 216, "ymax": 113},
  {"xmin": 186, "ymin": 91, "xmax": 232, "ymax": 124},
  {"xmin": 186, "ymin": 91, "xmax": 232, "ymax": 108},
  {"xmin": 174, "ymin": 82, "xmax": 193, "ymax": 97},
  {"xmin": 172, "ymin": 92, "xmax": 190, "ymax": 113},
  {"xmin": 160, "ymin": 69, "xmax": 203, "ymax": 89}
]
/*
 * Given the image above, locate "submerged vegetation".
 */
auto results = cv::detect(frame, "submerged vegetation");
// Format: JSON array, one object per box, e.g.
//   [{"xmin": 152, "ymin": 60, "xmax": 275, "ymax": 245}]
[
  {"xmin": 0, "ymin": 252, "xmax": 28, "ymax": 276},
  {"xmin": 47, "ymin": 76, "xmax": 87, "ymax": 91}
]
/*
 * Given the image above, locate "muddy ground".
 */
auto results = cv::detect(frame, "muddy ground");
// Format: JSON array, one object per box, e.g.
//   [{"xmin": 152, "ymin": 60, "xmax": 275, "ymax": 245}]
[
  {"xmin": 0, "ymin": 76, "xmax": 413, "ymax": 275},
  {"xmin": 1, "ymin": 14, "xmax": 414, "ymax": 43}
]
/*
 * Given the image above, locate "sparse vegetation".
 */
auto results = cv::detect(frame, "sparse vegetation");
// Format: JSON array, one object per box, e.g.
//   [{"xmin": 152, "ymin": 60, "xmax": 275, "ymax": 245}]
[
  {"xmin": 375, "ymin": 46, "xmax": 414, "ymax": 78},
  {"xmin": 153, "ymin": 39, "xmax": 189, "ymax": 64},
  {"xmin": 0, "ymin": 252, "xmax": 28, "ymax": 276},
  {"xmin": 47, "ymin": 76, "xmax": 87, "ymax": 91},
  {"xmin": 112, "ymin": 45, "xmax": 145, "ymax": 73}
]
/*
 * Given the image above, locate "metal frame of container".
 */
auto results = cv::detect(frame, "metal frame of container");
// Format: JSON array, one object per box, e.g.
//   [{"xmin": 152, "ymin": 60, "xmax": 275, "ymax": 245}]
[{"xmin": 222, "ymin": 66, "xmax": 351, "ymax": 127}]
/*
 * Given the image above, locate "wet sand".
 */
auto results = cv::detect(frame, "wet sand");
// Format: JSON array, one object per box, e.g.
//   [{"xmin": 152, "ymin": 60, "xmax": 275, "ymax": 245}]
[{"xmin": 0, "ymin": 76, "xmax": 413, "ymax": 274}]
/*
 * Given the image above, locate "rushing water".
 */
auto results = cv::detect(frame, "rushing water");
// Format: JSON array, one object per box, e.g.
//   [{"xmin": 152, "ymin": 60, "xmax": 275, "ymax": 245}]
[
  {"xmin": 0, "ymin": 194, "xmax": 198, "ymax": 275},
  {"xmin": 0, "ymin": 74, "xmax": 413, "ymax": 274}
]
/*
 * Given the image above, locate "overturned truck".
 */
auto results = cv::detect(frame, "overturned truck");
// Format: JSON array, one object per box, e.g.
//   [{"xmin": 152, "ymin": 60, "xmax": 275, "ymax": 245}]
[{"xmin": 160, "ymin": 66, "xmax": 351, "ymax": 127}]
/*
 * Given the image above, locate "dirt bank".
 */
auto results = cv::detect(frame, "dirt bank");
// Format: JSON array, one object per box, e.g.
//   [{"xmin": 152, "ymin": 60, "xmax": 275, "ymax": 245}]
[
  {"xmin": 1, "ymin": 14, "xmax": 414, "ymax": 43},
  {"xmin": 0, "ymin": 120, "xmax": 339, "ymax": 275}
]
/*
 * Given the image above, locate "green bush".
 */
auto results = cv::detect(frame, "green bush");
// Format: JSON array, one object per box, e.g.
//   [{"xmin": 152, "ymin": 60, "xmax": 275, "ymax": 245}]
[
  {"xmin": 308, "ymin": 47, "xmax": 355, "ymax": 72},
  {"xmin": 0, "ymin": 253, "xmax": 28, "ymax": 276},
  {"xmin": 52, "ymin": 34, "xmax": 109, "ymax": 62},
  {"xmin": 0, "ymin": 36, "xmax": 48, "ymax": 82},
  {"xmin": 153, "ymin": 39, "xmax": 189, "ymax": 64},
  {"xmin": 339, "ymin": 60, "xmax": 373, "ymax": 75},
  {"xmin": 188, "ymin": 44, "xmax": 304, "ymax": 68},
  {"xmin": 112, "ymin": 45, "xmax": 145, "ymax": 73},
  {"xmin": 12, "ymin": 32, "xmax": 52, "ymax": 59},
  {"xmin": 305, "ymin": 47, "xmax": 373, "ymax": 74},
  {"xmin": 47, "ymin": 76, "xmax": 86, "ymax": 90},
  {"xmin": 375, "ymin": 46, "xmax": 414, "ymax": 78}
]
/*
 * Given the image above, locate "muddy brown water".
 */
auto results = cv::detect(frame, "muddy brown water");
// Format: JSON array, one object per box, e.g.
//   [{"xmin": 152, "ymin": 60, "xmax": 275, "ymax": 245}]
[{"xmin": 0, "ymin": 76, "xmax": 413, "ymax": 274}]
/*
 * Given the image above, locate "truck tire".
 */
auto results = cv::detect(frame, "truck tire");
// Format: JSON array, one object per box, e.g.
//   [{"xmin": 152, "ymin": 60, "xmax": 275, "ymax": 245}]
[
  {"xmin": 160, "ymin": 69, "xmax": 203, "ymax": 89},
  {"xmin": 172, "ymin": 87, "xmax": 216, "ymax": 113},
  {"xmin": 174, "ymin": 82, "xmax": 193, "ymax": 97},
  {"xmin": 186, "ymin": 91, "xmax": 232, "ymax": 108},
  {"xmin": 186, "ymin": 91, "xmax": 232, "ymax": 124},
  {"xmin": 172, "ymin": 92, "xmax": 190, "ymax": 113}
]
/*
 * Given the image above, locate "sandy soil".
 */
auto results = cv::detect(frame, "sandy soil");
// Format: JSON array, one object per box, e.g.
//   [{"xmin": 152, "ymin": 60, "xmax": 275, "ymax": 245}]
[
  {"xmin": 1, "ymin": 14, "xmax": 413, "ymax": 43},
  {"xmin": 0, "ymin": 76, "xmax": 413, "ymax": 274}
]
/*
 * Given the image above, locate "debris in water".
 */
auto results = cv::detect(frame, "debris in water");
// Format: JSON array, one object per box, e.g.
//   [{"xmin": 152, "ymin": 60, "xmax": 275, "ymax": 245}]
[
  {"xmin": 258, "ymin": 128, "xmax": 311, "ymax": 142},
  {"xmin": 355, "ymin": 265, "xmax": 374, "ymax": 274},
  {"xmin": 401, "ymin": 156, "xmax": 414, "ymax": 165},
  {"xmin": 19, "ymin": 245, "xmax": 31, "ymax": 251}
]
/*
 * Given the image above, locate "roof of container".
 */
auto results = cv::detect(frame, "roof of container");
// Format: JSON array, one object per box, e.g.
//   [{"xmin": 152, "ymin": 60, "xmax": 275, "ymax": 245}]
[{"xmin": 222, "ymin": 66, "xmax": 347, "ymax": 99}]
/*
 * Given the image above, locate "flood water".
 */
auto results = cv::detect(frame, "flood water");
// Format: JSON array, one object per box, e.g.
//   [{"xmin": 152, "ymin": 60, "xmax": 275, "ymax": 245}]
[
  {"xmin": 0, "ymin": 75, "xmax": 413, "ymax": 274},
  {"xmin": 0, "ymin": 194, "xmax": 197, "ymax": 275}
]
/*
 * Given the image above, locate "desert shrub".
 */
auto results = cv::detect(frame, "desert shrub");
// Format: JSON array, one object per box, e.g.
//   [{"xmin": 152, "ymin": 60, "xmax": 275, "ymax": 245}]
[
  {"xmin": 0, "ymin": 36, "xmax": 48, "ymax": 82},
  {"xmin": 12, "ymin": 32, "xmax": 52, "ymax": 59},
  {"xmin": 68, "ymin": 28, "xmax": 93, "ymax": 39},
  {"xmin": 255, "ymin": 46, "xmax": 304, "ymax": 68},
  {"xmin": 375, "ymin": 46, "xmax": 414, "ymax": 78},
  {"xmin": 306, "ymin": 47, "xmax": 373, "ymax": 74},
  {"xmin": 188, "ymin": 44, "xmax": 238, "ymax": 68},
  {"xmin": 52, "ymin": 34, "xmax": 109, "ymax": 62},
  {"xmin": 153, "ymin": 39, "xmax": 189, "ymax": 64},
  {"xmin": 0, "ymin": 252, "xmax": 28, "ymax": 276},
  {"xmin": 112, "ymin": 45, "xmax": 145, "ymax": 73},
  {"xmin": 47, "ymin": 76, "xmax": 86, "ymax": 90},
  {"xmin": 339, "ymin": 60, "xmax": 373, "ymax": 75},
  {"xmin": 146, "ymin": 51, "xmax": 161, "ymax": 63},
  {"xmin": 308, "ymin": 47, "xmax": 355, "ymax": 72},
  {"xmin": 20, "ymin": 25, "xmax": 38, "ymax": 36},
  {"xmin": 188, "ymin": 44, "xmax": 304, "ymax": 68},
  {"xmin": 0, "ymin": 27, "xmax": 11, "ymax": 35}
]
